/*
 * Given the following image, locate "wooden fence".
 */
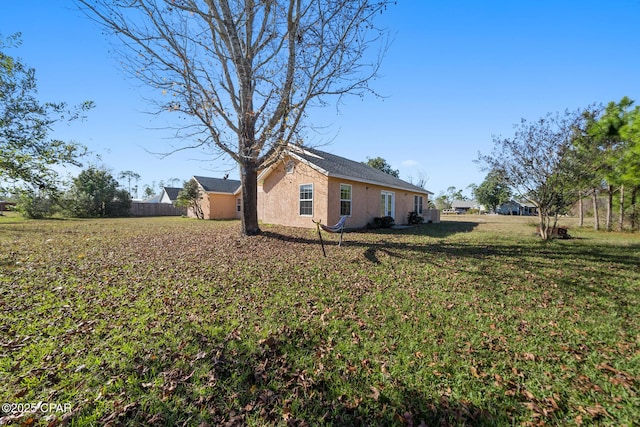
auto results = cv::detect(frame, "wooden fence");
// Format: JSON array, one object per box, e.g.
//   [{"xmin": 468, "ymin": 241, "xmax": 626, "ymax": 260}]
[{"xmin": 130, "ymin": 202, "xmax": 186, "ymax": 217}]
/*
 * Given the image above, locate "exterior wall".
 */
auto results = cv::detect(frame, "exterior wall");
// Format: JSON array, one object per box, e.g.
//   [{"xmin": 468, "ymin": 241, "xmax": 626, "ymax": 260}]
[
  {"xmin": 259, "ymin": 157, "xmax": 434, "ymax": 229},
  {"xmin": 186, "ymin": 188, "xmax": 237, "ymax": 220},
  {"xmin": 326, "ymin": 178, "xmax": 433, "ymax": 228},
  {"xmin": 424, "ymin": 209, "xmax": 440, "ymax": 223},
  {"xmin": 258, "ymin": 157, "xmax": 328, "ymax": 228},
  {"xmin": 207, "ymin": 193, "xmax": 237, "ymax": 219},
  {"xmin": 326, "ymin": 178, "xmax": 384, "ymax": 229},
  {"xmin": 159, "ymin": 191, "xmax": 173, "ymax": 204}
]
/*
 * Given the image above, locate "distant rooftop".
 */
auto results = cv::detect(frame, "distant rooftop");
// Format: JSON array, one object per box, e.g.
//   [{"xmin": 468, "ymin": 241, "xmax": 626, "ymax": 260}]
[{"xmin": 193, "ymin": 176, "xmax": 241, "ymax": 193}]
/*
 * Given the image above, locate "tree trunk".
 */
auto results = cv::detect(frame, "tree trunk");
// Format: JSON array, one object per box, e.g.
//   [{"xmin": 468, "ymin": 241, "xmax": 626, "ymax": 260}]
[
  {"xmin": 619, "ymin": 184, "xmax": 625, "ymax": 232},
  {"xmin": 606, "ymin": 184, "xmax": 613, "ymax": 231},
  {"xmin": 538, "ymin": 211, "xmax": 549, "ymax": 240},
  {"xmin": 578, "ymin": 191, "xmax": 584, "ymax": 227},
  {"xmin": 631, "ymin": 186, "xmax": 638, "ymax": 232},
  {"xmin": 592, "ymin": 188, "xmax": 600, "ymax": 231},
  {"xmin": 240, "ymin": 160, "xmax": 261, "ymax": 236}
]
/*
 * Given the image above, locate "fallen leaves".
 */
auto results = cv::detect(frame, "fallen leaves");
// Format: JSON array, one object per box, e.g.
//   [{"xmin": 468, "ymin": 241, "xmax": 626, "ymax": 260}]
[{"xmin": 1, "ymin": 217, "xmax": 639, "ymax": 426}]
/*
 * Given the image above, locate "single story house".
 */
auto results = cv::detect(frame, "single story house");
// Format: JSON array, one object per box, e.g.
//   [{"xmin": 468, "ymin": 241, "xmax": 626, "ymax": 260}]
[
  {"xmin": 257, "ymin": 145, "xmax": 438, "ymax": 229},
  {"xmin": 187, "ymin": 176, "xmax": 242, "ymax": 220},
  {"xmin": 451, "ymin": 200, "xmax": 485, "ymax": 214},
  {"xmin": 497, "ymin": 199, "xmax": 538, "ymax": 216}
]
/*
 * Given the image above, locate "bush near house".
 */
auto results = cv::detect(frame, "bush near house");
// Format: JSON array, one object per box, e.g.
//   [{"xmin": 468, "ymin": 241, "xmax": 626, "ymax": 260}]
[
  {"xmin": 367, "ymin": 215, "xmax": 395, "ymax": 229},
  {"xmin": 407, "ymin": 210, "xmax": 424, "ymax": 224}
]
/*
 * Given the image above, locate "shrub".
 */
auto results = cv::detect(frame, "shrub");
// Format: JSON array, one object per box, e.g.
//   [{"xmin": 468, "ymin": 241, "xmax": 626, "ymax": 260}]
[
  {"xmin": 407, "ymin": 211, "xmax": 424, "ymax": 225},
  {"xmin": 15, "ymin": 189, "xmax": 59, "ymax": 219},
  {"xmin": 368, "ymin": 215, "xmax": 395, "ymax": 229}
]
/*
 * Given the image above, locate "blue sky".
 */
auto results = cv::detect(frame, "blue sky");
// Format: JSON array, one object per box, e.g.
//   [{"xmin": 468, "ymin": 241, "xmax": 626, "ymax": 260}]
[{"xmin": 2, "ymin": 1, "xmax": 639, "ymax": 197}]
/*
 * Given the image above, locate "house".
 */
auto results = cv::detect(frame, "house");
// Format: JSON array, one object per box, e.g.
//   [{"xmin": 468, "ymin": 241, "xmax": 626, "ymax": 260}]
[
  {"xmin": 257, "ymin": 145, "xmax": 438, "ymax": 229},
  {"xmin": 159, "ymin": 187, "xmax": 182, "ymax": 204},
  {"xmin": 451, "ymin": 200, "xmax": 485, "ymax": 214},
  {"xmin": 141, "ymin": 194, "xmax": 162, "ymax": 203},
  {"xmin": 497, "ymin": 199, "xmax": 538, "ymax": 216},
  {"xmin": 132, "ymin": 187, "xmax": 187, "ymax": 216},
  {"xmin": 187, "ymin": 176, "xmax": 242, "ymax": 220}
]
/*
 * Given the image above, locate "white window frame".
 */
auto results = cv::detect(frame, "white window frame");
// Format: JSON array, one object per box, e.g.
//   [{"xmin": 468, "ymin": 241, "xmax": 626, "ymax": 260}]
[
  {"xmin": 236, "ymin": 197, "xmax": 242, "ymax": 212},
  {"xmin": 339, "ymin": 184, "xmax": 352, "ymax": 217},
  {"xmin": 299, "ymin": 183, "xmax": 313, "ymax": 216},
  {"xmin": 380, "ymin": 191, "xmax": 395, "ymax": 218}
]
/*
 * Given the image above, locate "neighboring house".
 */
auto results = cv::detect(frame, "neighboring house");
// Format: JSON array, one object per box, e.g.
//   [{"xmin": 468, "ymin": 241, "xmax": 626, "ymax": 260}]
[
  {"xmin": 257, "ymin": 145, "xmax": 437, "ymax": 229},
  {"xmin": 141, "ymin": 194, "xmax": 162, "ymax": 203},
  {"xmin": 159, "ymin": 187, "xmax": 182, "ymax": 204},
  {"xmin": 188, "ymin": 176, "xmax": 242, "ymax": 220},
  {"xmin": 451, "ymin": 200, "xmax": 485, "ymax": 213},
  {"xmin": 497, "ymin": 199, "xmax": 537, "ymax": 216}
]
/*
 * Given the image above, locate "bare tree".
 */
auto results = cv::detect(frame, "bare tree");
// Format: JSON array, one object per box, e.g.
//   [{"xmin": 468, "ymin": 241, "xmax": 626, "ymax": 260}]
[
  {"xmin": 479, "ymin": 108, "xmax": 596, "ymax": 240},
  {"xmin": 77, "ymin": 0, "xmax": 393, "ymax": 235}
]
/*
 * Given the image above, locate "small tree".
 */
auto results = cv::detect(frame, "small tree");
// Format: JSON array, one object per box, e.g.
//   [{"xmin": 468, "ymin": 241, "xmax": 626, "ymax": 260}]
[
  {"xmin": 14, "ymin": 188, "xmax": 59, "ymax": 219},
  {"xmin": 474, "ymin": 169, "xmax": 512, "ymax": 213},
  {"xmin": 363, "ymin": 156, "xmax": 400, "ymax": 178},
  {"xmin": 118, "ymin": 170, "xmax": 141, "ymax": 198},
  {"xmin": 619, "ymin": 105, "xmax": 640, "ymax": 231},
  {"xmin": 142, "ymin": 185, "xmax": 156, "ymax": 199},
  {"xmin": 434, "ymin": 193, "xmax": 451, "ymax": 210},
  {"xmin": 586, "ymin": 98, "xmax": 633, "ymax": 231},
  {"xmin": 480, "ymin": 108, "xmax": 594, "ymax": 240},
  {"xmin": 0, "ymin": 33, "xmax": 93, "ymax": 195},
  {"xmin": 176, "ymin": 179, "xmax": 204, "ymax": 219},
  {"xmin": 65, "ymin": 167, "xmax": 131, "ymax": 217}
]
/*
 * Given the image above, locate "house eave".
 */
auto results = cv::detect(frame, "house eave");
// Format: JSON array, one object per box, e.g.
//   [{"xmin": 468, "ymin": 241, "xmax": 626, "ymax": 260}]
[
  {"xmin": 327, "ymin": 173, "xmax": 433, "ymax": 195},
  {"xmin": 256, "ymin": 146, "xmax": 433, "ymax": 196}
]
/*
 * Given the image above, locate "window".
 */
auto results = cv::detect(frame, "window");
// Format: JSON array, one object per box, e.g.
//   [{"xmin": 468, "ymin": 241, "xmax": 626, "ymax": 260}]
[
  {"xmin": 414, "ymin": 195, "xmax": 423, "ymax": 215},
  {"xmin": 340, "ymin": 184, "xmax": 352, "ymax": 216},
  {"xmin": 236, "ymin": 197, "xmax": 242, "ymax": 212},
  {"xmin": 299, "ymin": 184, "xmax": 313, "ymax": 216}
]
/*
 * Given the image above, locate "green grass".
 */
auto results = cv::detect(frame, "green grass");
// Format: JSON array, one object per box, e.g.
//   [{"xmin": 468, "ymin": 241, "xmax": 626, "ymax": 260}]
[{"xmin": 1, "ymin": 215, "xmax": 638, "ymax": 426}]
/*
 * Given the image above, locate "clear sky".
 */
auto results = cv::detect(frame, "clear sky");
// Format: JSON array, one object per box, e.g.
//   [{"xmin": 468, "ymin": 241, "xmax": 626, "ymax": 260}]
[{"xmin": 2, "ymin": 1, "xmax": 639, "ymax": 198}]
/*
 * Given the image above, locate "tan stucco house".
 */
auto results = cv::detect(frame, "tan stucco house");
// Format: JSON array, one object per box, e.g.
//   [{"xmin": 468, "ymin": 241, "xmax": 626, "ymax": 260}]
[
  {"xmin": 257, "ymin": 145, "xmax": 438, "ymax": 229},
  {"xmin": 186, "ymin": 176, "xmax": 242, "ymax": 220}
]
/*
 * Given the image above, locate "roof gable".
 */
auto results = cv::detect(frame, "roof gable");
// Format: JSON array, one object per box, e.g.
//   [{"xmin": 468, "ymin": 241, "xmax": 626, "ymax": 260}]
[
  {"xmin": 162, "ymin": 187, "xmax": 182, "ymax": 201},
  {"xmin": 193, "ymin": 176, "xmax": 241, "ymax": 194},
  {"xmin": 287, "ymin": 146, "xmax": 432, "ymax": 195}
]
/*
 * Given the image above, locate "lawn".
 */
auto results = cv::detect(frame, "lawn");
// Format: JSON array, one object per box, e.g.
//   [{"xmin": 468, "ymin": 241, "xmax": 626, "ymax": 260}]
[{"xmin": 1, "ymin": 215, "xmax": 638, "ymax": 426}]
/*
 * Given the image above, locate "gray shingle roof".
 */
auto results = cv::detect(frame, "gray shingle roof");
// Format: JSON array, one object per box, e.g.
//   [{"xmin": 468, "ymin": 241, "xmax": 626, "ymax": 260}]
[
  {"xmin": 162, "ymin": 187, "xmax": 182, "ymax": 201},
  {"xmin": 193, "ymin": 176, "xmax": 241, "ymax": 193},
  {"xmin": 292, "ymin": 147, "xmax": 432, "ymax": 194}
]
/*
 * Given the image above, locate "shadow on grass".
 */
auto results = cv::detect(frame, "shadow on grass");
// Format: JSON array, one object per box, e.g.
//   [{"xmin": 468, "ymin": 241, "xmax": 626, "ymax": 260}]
[
  {"xmin": 262, "ymin": 225, "xmax": 640, "ymax": 317},
  {"xmin": 92, "ymin": 326, "xmax": 511, "ymax": 427}
]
